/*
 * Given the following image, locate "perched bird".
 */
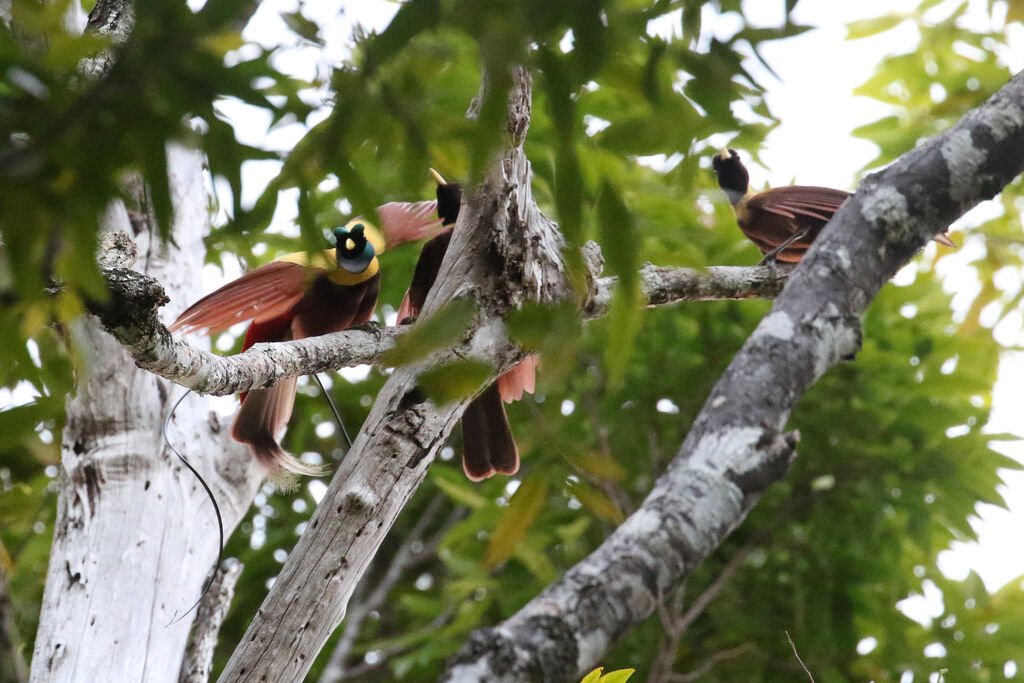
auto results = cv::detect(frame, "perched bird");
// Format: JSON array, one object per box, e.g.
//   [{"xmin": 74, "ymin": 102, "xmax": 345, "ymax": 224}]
[
  {"xmin": 170, "ymin": 202, "xmax": 441, "ymax": 474},
  {"xmin": 711, "ymin": 147, "xmax": 955, "ymax": 263},
  {"xmin": 398, "ymin": 169, "xmax": 538, "ymax": 481}
]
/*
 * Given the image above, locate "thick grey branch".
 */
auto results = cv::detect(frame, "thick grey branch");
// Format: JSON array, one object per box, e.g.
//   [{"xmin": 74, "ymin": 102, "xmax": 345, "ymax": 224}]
[
  {"xmin": 442, "ymin": 70, "xmax": 1024, "ymax": 682},
  {"xmin": 92, "ymin": 257, "xmax": 789, "ymax": 396}
]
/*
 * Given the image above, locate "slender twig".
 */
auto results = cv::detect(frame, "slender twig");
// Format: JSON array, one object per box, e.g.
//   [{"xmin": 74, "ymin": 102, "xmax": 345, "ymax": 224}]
[
  {"xmin": 669, "ymin": 643, "xmax": 756, "ymax": 682},
  {"xmin": 785, "ymin": 631, "xmax": 815, "ymax": 683},
  {"xmin": 649, "ymin": 544, "xmax": 753, "ymax": 682},
  {"xmin": 178, "ymin": 559, "xmax": 244, "ymax": 683},
  {"xmin": 676, "ymin": 544, "xmax": 753, "ymax": 635},
  {"xmin": 335, "ymin": 610, "xmax": 453, "ymax": 680}
]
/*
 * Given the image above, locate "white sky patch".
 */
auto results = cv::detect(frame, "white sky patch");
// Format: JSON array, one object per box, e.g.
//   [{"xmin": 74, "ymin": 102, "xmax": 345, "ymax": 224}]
[
  {"xmin": 307, "ymin": 478, "xmax": 328, "ymax": 503},
  {"xmin": 339, "ymin": 364, "xmax": 372, "ymax": 383},
  {"xmin": 656, "ymin": 398, "xmax": 680, "ymax": 414},
  {"xmin": 897, "ymin": 578, "xmax": 945, "ymax": 628}
]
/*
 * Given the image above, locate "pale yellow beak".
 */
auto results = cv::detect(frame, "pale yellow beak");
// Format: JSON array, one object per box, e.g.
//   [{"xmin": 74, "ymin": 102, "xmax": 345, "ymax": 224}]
[{"xmin": 429, "ymin": 168, "xmax": 446, "ymax": 186}]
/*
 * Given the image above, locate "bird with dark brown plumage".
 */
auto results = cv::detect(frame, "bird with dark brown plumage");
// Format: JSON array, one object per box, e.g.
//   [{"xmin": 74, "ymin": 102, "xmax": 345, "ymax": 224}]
[
  {"xmin": 170, "ymin": 202, "xmax": 442, "ymax": 475},
  {"xmin": 712, "ymin": 147, "xmax": 955, "ymax": 263},
  {"xmin": 398, "ymin": 169, "xmax": 538, "ymax": 481}
]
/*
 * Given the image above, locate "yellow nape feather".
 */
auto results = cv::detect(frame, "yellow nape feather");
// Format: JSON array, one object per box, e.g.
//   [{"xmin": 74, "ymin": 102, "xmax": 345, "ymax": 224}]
[
  {"xmin": 274, "ymin": 248, "xmax": 380, "ymax": 286},
  {"xmin": 343, "ymin": 218, "xmax": 387, "ymax": 254}
]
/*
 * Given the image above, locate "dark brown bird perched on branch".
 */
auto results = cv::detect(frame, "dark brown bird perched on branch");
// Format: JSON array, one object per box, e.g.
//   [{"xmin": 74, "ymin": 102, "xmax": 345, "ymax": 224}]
[
  {"xmin": 398, "ymin": 169, "xmax": 538, "ymax": 481},
  {"xmin": 170, "ymin": 203, "xmax": 442, "ymax": 474},
  {"xmin": 712, "ymin": 147, "xmax": 956, "ymax": 263}
]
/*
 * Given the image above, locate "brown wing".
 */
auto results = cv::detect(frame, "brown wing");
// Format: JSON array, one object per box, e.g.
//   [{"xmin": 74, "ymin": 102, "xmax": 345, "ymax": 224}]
[
  {"xmin": 747, "ymin": 186, "xmax": 850, "ymax": 222},
  {"xmin": 170, "ymin": 261, "xmax": 320, "ymax": 335}
]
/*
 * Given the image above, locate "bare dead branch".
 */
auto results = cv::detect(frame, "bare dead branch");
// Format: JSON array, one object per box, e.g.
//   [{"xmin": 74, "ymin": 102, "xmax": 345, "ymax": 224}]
[{"xmin": 179, "ymin": 560, "xmax": 244, "ymax": 683}]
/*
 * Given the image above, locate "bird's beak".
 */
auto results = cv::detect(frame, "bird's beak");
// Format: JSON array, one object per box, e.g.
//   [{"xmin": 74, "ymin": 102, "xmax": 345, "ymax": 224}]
[
  {"xmin": 345, "ymin": 238, "xmax": 356, "ymax": 251},
  {"xmin": 719, "ymin": 147, "xmax": 731, "ymax": 158},
  {"xmin": 429, "ymin": 168, "xmax": 446, "ymax": 186}
]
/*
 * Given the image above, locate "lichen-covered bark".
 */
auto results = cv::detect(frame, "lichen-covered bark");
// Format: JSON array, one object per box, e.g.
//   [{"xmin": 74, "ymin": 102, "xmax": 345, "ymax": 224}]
[{"xmin": 442, "ymin": 70, "xmax": 1024, "ymax": 682}]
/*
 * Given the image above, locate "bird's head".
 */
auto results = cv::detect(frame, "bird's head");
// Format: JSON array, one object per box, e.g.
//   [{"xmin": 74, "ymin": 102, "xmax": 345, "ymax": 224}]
[
  {"xmin": 711, "ymin": 147, "xmax": 749, "ymax": 200},
  {"xmin": 333, "ymin": 221, "xmax": 382, "ymax": 273},
  {"xmin": 430, "ymin": 168, "xmax": 463, "ymax": 226}
]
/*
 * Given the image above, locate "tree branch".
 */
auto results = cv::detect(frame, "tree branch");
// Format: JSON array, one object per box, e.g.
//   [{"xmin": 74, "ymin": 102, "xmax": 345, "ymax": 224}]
[
  {"xmin": 317, "ymin": 498, "xmax": 454, "ymax": 683},
  {"xmin": 179, "ymin": 560, "xmax": 244, "ymax": 683},
  {"xmin": 441, "ymin": 70, "xmax": 1024, "ymax": 682},
  {"xmin": 215, "ymin": 65, "xmax": 568, "ymax": 683},
  {"xmin": 91, "ymin": 250, "xmax": 789, "ymax": 397}
]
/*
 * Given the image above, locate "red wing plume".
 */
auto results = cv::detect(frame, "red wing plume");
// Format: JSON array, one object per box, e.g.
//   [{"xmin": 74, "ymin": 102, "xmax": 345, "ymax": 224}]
[
  {"xmin": 749, "ymin": 186, "xmax": 850, "ymax": 221},
  {"xmin": 377, "ymin": 201, "xmax": 444, "ymax": 247},
  {"xmin": 497, "ymin": 355, "xmax": 539, "ymax": 404},
  {"xmin": 170, "ymin": 261, "xmax": 315, "ymax": 335},
  {"xmin": 231, "ymin": 377, "xmax": 324, "ymax": 476}
]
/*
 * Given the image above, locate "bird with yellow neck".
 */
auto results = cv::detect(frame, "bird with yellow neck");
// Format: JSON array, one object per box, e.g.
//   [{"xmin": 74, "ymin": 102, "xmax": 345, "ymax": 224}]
[{"xmin": 170, "ymin": 201, "xmax": 441, "ymax": 474}]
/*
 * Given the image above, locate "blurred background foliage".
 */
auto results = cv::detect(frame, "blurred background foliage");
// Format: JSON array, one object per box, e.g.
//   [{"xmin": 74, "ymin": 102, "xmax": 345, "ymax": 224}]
[{"xmin": 1, "ymin": 0, "xmax": 1023, "ymax": 681}]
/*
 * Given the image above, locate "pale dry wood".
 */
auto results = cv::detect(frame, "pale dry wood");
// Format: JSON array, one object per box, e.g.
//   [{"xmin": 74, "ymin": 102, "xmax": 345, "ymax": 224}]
[{"xmin": 179, "ymin": 560, "xmax": 245, "ymax": 683}]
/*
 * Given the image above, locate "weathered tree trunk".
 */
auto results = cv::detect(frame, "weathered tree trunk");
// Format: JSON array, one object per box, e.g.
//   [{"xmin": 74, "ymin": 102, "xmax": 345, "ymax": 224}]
[
  {"xmin": 29, "ymin": 143, "xmax": 262, "ymax": 682},
  {"xmin": 442, "ymin": 68, "xmax": 1024, "ymax": 682}
]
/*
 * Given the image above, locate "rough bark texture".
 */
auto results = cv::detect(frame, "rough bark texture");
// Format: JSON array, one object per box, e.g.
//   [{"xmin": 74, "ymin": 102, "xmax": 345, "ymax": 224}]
[
  {"xmin": 441, "ymin": 70, "xmax": 1024, "ymax": 682},
  {"xmin": 215, "ymin": 66, "xmax": 569, "ymax": 683},
  {"xmin": 25, "ymin": 3, "xmax": 271, "ymax": 679},
  {"xmin": 179, "ymin": 560, "xmax": 245, "ymax": 683},
  {"xmin": 27, "ymin": 7, "xmax": 263, "ymax": 677}
]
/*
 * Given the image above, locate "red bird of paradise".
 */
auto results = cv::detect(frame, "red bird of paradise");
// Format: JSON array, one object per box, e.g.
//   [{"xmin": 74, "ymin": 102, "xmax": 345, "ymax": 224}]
[
  {"xmin": 170, "ymin": 202, "xmax": 441, "ymax": 474},
  {"xmin": 712, "ymin": 147, "xmax": 955, "ymax": 263},
  {"xmin": 397, "ymin": 169, "xmax": 538, "ymax": 481}
]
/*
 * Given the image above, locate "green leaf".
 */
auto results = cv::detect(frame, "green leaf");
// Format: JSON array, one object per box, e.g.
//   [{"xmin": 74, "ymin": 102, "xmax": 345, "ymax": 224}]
[
  {"xmin": 846, "ymin": 15, "xmax": 907, "ymax": 40},
  {"xmin": 599, "ymin": 669, "xmax": 636, "ymax": 683},
  {"xmin": 380, "ymin": 298, "xmax": 477, "ymax": 367},
  {"xmin": 597, "ymin": 180, "xmax": 642, "ymax": 390},
  {"xmin": 431, "ymin": 468, "xmax": 490, "ymax": 509},
  {"xmin": 482, "ymin": 472, "xmax": 549, "ymax": 569},
  {"xmin": 418, "ymin": 359, "xmax": 492, "ymax": 405}
]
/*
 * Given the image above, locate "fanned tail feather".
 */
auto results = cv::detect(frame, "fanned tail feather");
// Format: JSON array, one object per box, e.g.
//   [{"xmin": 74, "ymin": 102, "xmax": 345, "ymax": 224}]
[
  {"xmin": 461, "ymin": 385, "xmax": 519, "ymax": 481},
  {"xmin": 497, "ymin": 355, "xmax": 539, "ymax": 403}
]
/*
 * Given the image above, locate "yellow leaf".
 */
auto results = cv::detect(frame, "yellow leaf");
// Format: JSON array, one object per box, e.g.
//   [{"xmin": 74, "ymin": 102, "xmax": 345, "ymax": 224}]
[
  {"xmin": 566, "ymin": 479, "xmax": 625, "ymax": 524},
  {"xmin": 580, "ymin": 668, "xmax": 604, "ymax": 683},
  {"xmin": 599, "ymin": 668, "xmax": 635, "ymax": 683}
]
